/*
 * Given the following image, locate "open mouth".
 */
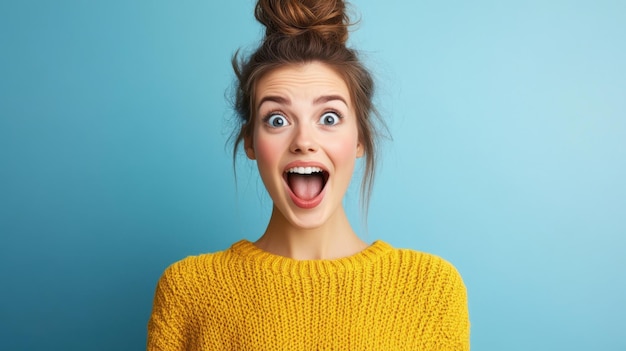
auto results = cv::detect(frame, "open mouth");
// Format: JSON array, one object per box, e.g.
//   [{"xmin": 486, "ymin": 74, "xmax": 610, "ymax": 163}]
[{"xmin": 284, "ymin": 166, "xmax": 329, "ymax": 201}]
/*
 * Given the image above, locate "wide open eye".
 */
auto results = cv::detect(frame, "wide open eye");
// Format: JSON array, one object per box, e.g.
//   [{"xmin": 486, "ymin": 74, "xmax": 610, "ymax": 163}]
[
  {"xmin": 266, "ymin": 114, "xmax": 289, "ymax": 128},
  {"xmin": 319, "ymin": 111, "xmax": 341, "ymax": 126}
]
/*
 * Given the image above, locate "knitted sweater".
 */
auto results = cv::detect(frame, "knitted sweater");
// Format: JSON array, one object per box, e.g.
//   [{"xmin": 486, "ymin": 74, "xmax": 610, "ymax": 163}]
[{"xmin": 147, "ymin": 240, "xmax": 470, "ymax": 350}]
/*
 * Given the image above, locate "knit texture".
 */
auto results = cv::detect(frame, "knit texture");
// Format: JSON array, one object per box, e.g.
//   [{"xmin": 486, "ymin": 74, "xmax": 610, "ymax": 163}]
[{"xmin": 147, "ymin": 240, "xmax": 470, "ymax": 350}]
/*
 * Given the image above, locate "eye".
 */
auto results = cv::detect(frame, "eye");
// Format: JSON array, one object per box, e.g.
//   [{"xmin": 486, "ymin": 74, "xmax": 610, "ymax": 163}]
[
  {"xmin": 319, "ymin": 111, "xmax": 341, "ymax": 126},
  {"xmin": 265, "ymin": 113, "xmax": 289, "ymax": 128}
]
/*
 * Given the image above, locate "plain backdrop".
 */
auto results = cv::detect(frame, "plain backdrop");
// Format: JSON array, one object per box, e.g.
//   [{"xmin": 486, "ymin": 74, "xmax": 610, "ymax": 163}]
[{"xmin": 1, "ymin": 0, "xmax": 624, "ymax": 350}]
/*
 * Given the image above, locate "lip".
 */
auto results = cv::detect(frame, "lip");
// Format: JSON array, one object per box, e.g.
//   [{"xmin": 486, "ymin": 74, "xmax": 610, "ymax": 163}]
[{"xmin": 282, "ymin": 161, "xmax": 329, "ymax": 209}]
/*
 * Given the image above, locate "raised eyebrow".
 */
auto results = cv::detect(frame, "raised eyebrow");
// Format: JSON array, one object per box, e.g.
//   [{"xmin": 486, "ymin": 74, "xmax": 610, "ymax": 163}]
[
  {"xmin": 257, "ymin": 95, "xmax": 290, "ymax": 109},
  {"xmin": 313, "ymin": 94, "xmax": 349, "ymax": 107}
]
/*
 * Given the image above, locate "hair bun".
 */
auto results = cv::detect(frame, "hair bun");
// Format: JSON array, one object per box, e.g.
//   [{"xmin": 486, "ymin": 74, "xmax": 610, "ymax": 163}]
[{"xmin": 255, "ymin": 0, "xmax": 350, "ymax": 45}]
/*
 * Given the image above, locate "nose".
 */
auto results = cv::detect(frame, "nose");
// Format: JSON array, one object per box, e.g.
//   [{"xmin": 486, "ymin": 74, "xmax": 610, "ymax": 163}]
[{"xmin": 290, "ymin": 123, "xmax": 318, "ymax": 154}]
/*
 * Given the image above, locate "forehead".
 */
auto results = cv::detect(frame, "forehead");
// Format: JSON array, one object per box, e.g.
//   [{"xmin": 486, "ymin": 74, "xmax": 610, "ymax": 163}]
[{"xmin": 255, "ymin": 62, "xmax": 351, "ymax": 105}]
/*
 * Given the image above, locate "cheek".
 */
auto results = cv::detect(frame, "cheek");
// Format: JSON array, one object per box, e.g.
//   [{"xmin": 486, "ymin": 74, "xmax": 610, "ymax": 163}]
[
  {"xmin": 326, "ymin": 137, "xmax": 359, "ymax": 193},
  {"xmin": 338, "ymin": 140, "xmax": 359, "ymax": 159},
  {"xmin": 253, "ymin": 133, "xmax": 282, "ymax": 171},
  {"xmin": 325, "ymin": 133, "xmax": 360, "ymax": 165}
]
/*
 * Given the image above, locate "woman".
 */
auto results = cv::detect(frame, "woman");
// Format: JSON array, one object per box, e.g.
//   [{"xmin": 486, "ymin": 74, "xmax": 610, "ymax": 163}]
[{"xmin": 147, "ymin": 0, "xmax": 470, "ymax": 349}]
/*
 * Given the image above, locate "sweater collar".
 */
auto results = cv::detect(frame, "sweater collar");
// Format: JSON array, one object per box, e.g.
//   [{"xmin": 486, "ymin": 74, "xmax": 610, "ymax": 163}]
[{"xmin": 229, "ymin": 240, "xmax": 394, "ymax": 275}]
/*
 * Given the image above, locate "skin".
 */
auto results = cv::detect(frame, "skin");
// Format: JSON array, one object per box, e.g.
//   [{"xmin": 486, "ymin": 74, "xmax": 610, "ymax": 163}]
[{"xmin": 245, "ymin": 61, "xmax": 369, "ymax": 260}]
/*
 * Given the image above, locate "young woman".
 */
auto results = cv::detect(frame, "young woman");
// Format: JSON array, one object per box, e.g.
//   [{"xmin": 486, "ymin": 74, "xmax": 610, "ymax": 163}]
[{"xmin": 147, "ymin": 0, "xmax": 470, "ymax": 349}]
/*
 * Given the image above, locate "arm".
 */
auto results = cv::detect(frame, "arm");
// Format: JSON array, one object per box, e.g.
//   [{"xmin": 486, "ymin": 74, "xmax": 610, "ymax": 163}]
[
  {"xmin": 437, "ymin": 260, "xmax": 471, "ymax": 350},
  {"xmin": 147, "ymin": 263, "xmax": 189, "ymax": 351}
]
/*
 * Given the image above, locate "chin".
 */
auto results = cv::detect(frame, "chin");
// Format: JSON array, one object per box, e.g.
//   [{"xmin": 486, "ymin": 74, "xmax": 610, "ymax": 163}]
[{"xmin": 281, "ymin": 205, "xmax": 331, "ymax": 231}]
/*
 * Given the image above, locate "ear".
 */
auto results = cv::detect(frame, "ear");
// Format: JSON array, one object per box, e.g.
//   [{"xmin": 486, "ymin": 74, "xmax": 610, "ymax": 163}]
[
  {"xmin": 356, "ymin": 141, "xmax": 364, "ymax": 158},
  {"xmin": 244, "ymin": 136, "xmax": 256, "ymax": 160}
]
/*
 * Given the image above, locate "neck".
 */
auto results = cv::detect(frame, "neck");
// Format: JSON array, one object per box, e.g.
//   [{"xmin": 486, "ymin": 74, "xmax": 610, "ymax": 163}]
[{"xmin": 254, "ymin": 205, "xmax": 368, "ymax": 260}]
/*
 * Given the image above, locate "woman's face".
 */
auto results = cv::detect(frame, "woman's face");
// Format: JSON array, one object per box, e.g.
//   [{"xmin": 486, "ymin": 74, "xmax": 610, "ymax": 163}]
[{"xmin": 246, "ymin": 62, "xmax": 363, "ymax": 229}]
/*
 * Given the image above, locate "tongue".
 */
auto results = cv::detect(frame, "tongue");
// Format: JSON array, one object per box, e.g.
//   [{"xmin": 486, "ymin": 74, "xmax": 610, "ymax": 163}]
[{"xmin": 289, "ymin": 174, "xmax": 323, "ymax": 201}]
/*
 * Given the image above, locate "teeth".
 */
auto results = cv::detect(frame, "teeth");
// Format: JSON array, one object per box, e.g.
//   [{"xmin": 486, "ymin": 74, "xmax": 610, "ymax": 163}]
[{"xmin": 287, "ymin": 166, "xmax": 323, "ymax": 174}]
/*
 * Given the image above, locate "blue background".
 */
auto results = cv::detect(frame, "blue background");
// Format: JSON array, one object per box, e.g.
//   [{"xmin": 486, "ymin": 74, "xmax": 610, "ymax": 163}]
[{"xmin": 1, "ymin": 0, "xmax": 624, "ymax": 350}]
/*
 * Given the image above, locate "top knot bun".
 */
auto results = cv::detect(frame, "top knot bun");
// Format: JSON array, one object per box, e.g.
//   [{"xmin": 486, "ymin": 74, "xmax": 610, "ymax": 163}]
[{"xmin": 255, "ymin": 0, "xmax": 351, "ymax": 45}]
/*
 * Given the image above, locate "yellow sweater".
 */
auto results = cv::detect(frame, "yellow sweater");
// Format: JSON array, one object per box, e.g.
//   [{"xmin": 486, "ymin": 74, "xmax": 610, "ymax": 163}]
[{"xmin": 147, "ymin": 240, "xmax": 470, "ymax": 350}]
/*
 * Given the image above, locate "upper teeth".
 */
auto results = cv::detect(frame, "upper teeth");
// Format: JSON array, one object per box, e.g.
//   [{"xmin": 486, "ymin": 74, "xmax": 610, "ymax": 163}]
[{"xmin": 287, "ymin": 166, "xmax": 323, "ymax": 174}]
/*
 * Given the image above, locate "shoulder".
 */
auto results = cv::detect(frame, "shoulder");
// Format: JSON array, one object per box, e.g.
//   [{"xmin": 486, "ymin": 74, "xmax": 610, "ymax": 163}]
[
  {"xmin": 147, "ymin": 248, "xmax": 235, "ymax": 349},
  {"xmin": 383, "ymin": 245, "xmax": 467, "ymax": 296},
  {"xmin": 154, "ymin": 240, "xmax": 253, "ymax": 294},
  {"xmin": 387, "ymin": 246, "xmax": 470, "ymax": 347},
  {"xmin": 397, "ymin": 248, "xmax": 463, "ymax": 277},
  {"xmin": 149, "ymin": 247, "xmax": 237, "ymax": 319},
  {"xmin": 164, "ymin": 251, "xmax": 219, "ymax": 276},
  {"xmin": 386, "ymin": 244, "xmax": 463, "ymax": 274},
  {"xmin": 157, "ymin": 248, "xmax": 232, "ymax": 288}
]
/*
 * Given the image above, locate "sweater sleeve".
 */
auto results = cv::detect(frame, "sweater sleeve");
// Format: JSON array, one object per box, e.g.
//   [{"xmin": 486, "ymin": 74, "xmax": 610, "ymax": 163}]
[
  {"xmin": 147, "ymin": 262, "xmax": 190, "ymax": 351},
  {"xmin": 438, "ymin": 259, "xmax": 471, "ymax": 351}
]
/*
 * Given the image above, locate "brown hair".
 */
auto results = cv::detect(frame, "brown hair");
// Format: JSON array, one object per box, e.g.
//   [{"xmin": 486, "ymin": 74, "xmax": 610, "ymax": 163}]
[{"xmin": 231, "ymin": 0, "xmax": 385, "ymax": 212}]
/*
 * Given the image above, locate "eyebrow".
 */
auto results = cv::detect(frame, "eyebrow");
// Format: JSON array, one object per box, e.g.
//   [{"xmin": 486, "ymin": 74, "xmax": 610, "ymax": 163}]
[
  {"xmin": 314, "ymin": 94, "xmax": 349, "ymax": 106},
  {"xmin": 257, "ymin": 95, "xmax": 290, "ymax": 107},
  {"xmin": 257, "ymin": 94, "xmax": 349, "ymax": 109}
]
